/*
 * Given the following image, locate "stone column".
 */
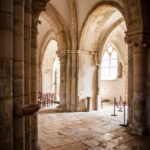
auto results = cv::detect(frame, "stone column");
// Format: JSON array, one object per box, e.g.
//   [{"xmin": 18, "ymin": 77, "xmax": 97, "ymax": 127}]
[
  {"xmin": 96, "ymin": 65, "xmax": 101, "ymax": 111},
  {"xmin": 38, "ymin": 65, "xmax": 42, "ymax": 93},
  {"xmin": 125, "ymin": 37, "xmax": 133, "ymax": 127},
  {"xmin": 24, "ymin": 0, "xmax": 31, "ymax": 149},
  {"xmin": 13, "ymin": 0, "xmax": 25, "ymax": 149},
  {"xmin": 31, "ymin": 0, "xmax": 49, "ymax": 148},
  {"xmin": 30, "ymin": 22, "xmax": 39, "ymax": 150},
  {"xmin": 127, "ymin": 34, "xmax": 148, "ymax": 135},
  {"xmin": 92, "ymin": 64, "xmax": 99, "ymax": 110},
  {"xmin": 66, "ymin": 51, "xmax": 71, "ymax": 111},
  {"xmin": 54, "ymin": 70, "xmax": 58, "ymax": 96},
  {"xmin": 68, "ymin": 0, "xmax": 78, "ymax": 112},
  {"xmin": 71, "ymin": 51, "xmax": 77, "ymax": 111},
  {"xmin": 0, "ymin": 0, "xmax": 13, "ymax": 149},
  {"xmin": 147, "ymin": 38, "xmax": 150, "ymax": 134},
  {"xmin": 57, "ymin": 51, "xmax": 67, "ymax": 111}
]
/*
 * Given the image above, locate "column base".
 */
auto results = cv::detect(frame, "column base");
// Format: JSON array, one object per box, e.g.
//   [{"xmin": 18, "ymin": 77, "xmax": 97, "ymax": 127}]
[
  {"xmin": 56, "ymin": 104, "xmax": 67, "ymax": 112},
  {"xmin": 36, "ymin": 144, "xmax": 42, "ymax": 150},
  {"xmin": 128, "ymin": 123, "xmax": 147, "ymax": 136}
]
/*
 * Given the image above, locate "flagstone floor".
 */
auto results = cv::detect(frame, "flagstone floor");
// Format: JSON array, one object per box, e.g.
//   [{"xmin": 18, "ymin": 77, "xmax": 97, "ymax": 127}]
[{"xmin": 38, "ymin": 103, "xmax": 150, "ymax": 150}]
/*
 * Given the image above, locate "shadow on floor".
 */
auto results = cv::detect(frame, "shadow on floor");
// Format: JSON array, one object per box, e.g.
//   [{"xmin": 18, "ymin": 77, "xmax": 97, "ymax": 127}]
[{"xmin": 38, "ymin": 108, "xmax": 59, "ymax": 114}]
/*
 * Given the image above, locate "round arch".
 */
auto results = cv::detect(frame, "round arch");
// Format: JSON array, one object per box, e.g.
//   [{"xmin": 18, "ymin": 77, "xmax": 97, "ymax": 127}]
[
  {"xmin": 77, "ymin": 2, "xmax": 129, "ymax": 115},
  {"xmin": 41, "ymin": 39, "xmax": 59, "ymax": 94},
  {"xmin": 42, "ymin": 3, "xmax": 71, "ymax": 50},
  {"xmin": 79, "ymin": 4, "xmax": 127, "ymax": 51}
]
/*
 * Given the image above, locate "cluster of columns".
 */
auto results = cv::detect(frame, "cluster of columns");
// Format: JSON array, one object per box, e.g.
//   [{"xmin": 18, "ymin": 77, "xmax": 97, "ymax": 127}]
[
  {"xmin": 126, "ymin": 33, "xmax": 150, "ymax": 135},
  {"xmin": 0, "ymin": 0, "xmax": 13, "ymax": 149},
  {"xmin": 1, "ymin": 2, "xmax": 150, "ymax": 150},
  {"xmin": 0, "ymin": 0, "xmax": 48, "ymax": 149}
]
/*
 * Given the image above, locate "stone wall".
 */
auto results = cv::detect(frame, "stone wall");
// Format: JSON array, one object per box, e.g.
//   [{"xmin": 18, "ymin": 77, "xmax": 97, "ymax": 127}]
[{"xmin": 0, "ymin": 1, "xmax": 150, "ymax": 150}]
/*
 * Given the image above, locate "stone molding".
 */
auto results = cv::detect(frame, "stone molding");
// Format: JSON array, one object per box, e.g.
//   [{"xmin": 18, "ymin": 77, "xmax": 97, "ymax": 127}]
[
  {"xmin": 56, "ymin": 50, "xmax": 67, "ymax": 65},
  {"xmin": 78, "ymin": 49, "xmax": 97, "ymax": 56},
  {"xmin": 56, "ymin": 49, "xmax": 97, "ymax": 56},
  {"xmin": 32, "ymin": 0, "xmax": 49, "ymax": 29},
  {"xmin": 125, "ymin": 33, "xmax": 150, "ymax": 53}
]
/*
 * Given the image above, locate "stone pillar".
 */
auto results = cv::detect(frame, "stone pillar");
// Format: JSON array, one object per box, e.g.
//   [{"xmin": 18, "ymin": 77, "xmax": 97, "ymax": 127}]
[
  {"xmin": 68, "ymin": 0, "xmax": 78, "ymax": 112},
  {"xmin": 13, "ymin": 0, "xmax": 25, "ymax": 149},
  {"xmin": 71, "ymin": 51, "xmax": 77, "ymax": 111},
  {"xmin": 96, "ymin": 65, "xmax": 101, "ymax": 111},
  {"xmin": 66, "ymin": 51, "xmax": 71, "ymax": 111},
  {"xmin": 54, "ymin": 70, "xmax": 58, "ymax": 96},
  {"xmin": 125, "ymin": 37, "xmax": 133, "ymax": 127},
  {"xmin": 127, "ymin": 34, "xmax": 148, "ymax": 135},
  {"xmin": 24, "ymin": 0, "xmax": 31, "ymax": 149},
  {"xmin": 0, "ymin": 0, "xmax": 13, "ymax": 149},
  {"xmin": 147, "ymin": 38, "xmax": 150, "ymax": 134},
  {"xmin": 38, "ymin": 65, "xmax": 42, "ymax": 93},
  {"xmin": 31, "ymin": 0, "xmax": 49, "ymax": 149},
  {"xmin": 30, "ymin": 23, "xmax": 39, "ymax": 150},
  {"xmin": 57, "ymin": 51, "xmax": 67, "ymax": 111},
  {"xmin": 92, "ymin": 64, "xmax": 98, "ymax": 110}
]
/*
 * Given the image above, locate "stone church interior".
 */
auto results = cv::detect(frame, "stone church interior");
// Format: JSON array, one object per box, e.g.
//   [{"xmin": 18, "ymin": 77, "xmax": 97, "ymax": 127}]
[{"xmin": 1, "ymin": 0, "xmax": 150, "ymax": 150}]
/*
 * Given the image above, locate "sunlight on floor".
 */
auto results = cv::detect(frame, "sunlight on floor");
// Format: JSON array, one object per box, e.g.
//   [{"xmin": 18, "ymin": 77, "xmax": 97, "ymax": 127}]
[{"xmin": 38, "ymin": 103, "xmax": 149, "ymax": 150}]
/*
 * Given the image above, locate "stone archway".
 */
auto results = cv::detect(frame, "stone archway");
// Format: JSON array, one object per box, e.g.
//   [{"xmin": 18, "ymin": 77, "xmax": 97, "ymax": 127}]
[
  {"xmin": 1, "ymin": 1, "xmax": 150, "ymax": 150},
  {"xmin": 35, "ymin": 2, "xmax": 71, "ymax": 112},
  {"xmin": 78, "ymin": 3, "xmax": 128, "ymax": 111},
  {"xmin": 78, "ymin": 1, "xmax": 149, "ymax": 136}
]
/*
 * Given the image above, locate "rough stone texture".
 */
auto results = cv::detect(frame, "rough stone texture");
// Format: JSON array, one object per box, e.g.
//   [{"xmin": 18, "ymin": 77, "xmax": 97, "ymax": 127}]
[
  {"xmin": 0, "ymin": 0, "xmax": 13, "ymax": 149},
  {"xmin": 0, "ymin": 0, "xmax": 150, "ymax": 150},
  {"xmin": 13, "ymin": 1, "xmax": 25, "ymax": 150},
  {"xmin": 38, "ymin": 107, "xmax": 150, "ymax": 150}
]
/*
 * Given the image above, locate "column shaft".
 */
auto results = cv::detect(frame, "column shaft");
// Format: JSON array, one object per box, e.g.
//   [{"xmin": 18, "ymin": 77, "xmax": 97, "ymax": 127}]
[
  {"xmin": 68, "ymin": 0, "xmax": 78, "ymax": 111},
  {"xmin": 66, "ymin": 52, "xmax": 71, "ymax": 111},
  {"xmin": 71, "ymin": 52, "xmax": 77, "ymax": 111},
  {"xmin": 60, "ymin": 57, "xmax": 67, "ymax": 109},
  {"xmin": 30, "ymin": 27, "xmax": 38, "ymax": 150},
  {"xmin": 147, "ymin": 45, "xmax": 150, "ymax": 133},
  {"xmin": 57, "ymin": 51, "xmax": 67, "ymax": 111},
  {"xmin": 127, "ymin": 35, "xmax": 148, "ymax": 135},
  {"xmin": 13, "ymin": 0, "xmax": 25, "ymax": 149},
  {"xmin": 0, "ymin": 0, "xmax": 13, "ymax": 149},
  {"xmin": 127, "ymin": 42, "xmax": 134, "ymax": 126},
  {"xmin": 24, "ymin": 0, "xmax": 31, "ymax": 149}
]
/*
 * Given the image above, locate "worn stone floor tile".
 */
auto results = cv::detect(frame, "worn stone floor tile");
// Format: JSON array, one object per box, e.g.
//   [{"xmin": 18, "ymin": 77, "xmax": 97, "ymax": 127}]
[
  {"xmin": 88, "ymin": 146, "xmax": 105, "ymax": 150},
  {"xmin": 52, "ymin": 143, "xmax": 89, "ymax": 150},
  {"xmin": 103, "ymin": 141, "xmax": 118, "ymax": 150},
  {"xmin": 38, "ymin": 106, "xmax": 150, "ymax": 150},
  {"xmin": 111, "ymin": 133, "xmax": 135, "ymax": 145},
  {"xmin": 82, "ymin": 139, "xmax": 99, "ymax": 147},
  {"xmin": 93, "ymin": 133, "xmax": 116, "ymax": 142},
  {"xmin": 102, "ymin": 124, "xmax": 120, "ymax": 132},
  {"xmin": 91, "ymin": 128, "xmax": 109, "ymax": 134}
]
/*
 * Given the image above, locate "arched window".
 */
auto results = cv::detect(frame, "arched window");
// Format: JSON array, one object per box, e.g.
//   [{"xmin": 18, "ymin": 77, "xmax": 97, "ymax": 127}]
[{"xmin": 101, "ymin": 45, "xmax": 118, "ymax": 80}]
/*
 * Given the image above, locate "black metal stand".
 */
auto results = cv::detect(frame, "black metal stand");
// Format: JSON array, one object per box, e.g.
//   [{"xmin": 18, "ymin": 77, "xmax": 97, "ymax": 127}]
[
  {"xmin": 118, "ymin": 96, "xmax": 123, "ymax": 112},
  {"xmin": 111, "ymin": 98, "xmax": 117, "ymax": 116},
  {"xmin": 120, "ymin": 101, "xmax": 127, "ymax": 127}
]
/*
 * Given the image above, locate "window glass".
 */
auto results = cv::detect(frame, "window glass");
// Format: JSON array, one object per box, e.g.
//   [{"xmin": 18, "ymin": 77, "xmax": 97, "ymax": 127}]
[{"xmin": 101, "ymin": 45, "xmax": 118, "ymax": 80}]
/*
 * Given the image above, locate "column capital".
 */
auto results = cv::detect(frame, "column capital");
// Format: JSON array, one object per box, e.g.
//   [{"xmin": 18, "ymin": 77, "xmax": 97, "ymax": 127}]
[
  {"xmin": 125, "ymin": 33, "xmax": 150, "ymax": 53},
  {"xmin": 32, "ymin": 0, "xmax": 49, "ymax": 29},
  {"xmin": 78, "ymin": 49, "xmax": 97, "ymax": 56},
  {"xmin": 56, "ymin": 50, "xmax": 67, "ymax": 64}
]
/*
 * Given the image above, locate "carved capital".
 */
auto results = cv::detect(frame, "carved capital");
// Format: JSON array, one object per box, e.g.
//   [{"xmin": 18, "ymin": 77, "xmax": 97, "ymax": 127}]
[
  {"xmin": 32, "ymin": 0, "xmax": 49, "ymax": 29},
  {"xmin": 56, "ymin": 50, "xmax": 67, "ymax": 65},
  {"xmin": 125, "ymin": 33, "xmax": 150, "ymax": 53},
  {"xmin": 78, "ymin": 49, "xmax": 97, "ymax": 56}
]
